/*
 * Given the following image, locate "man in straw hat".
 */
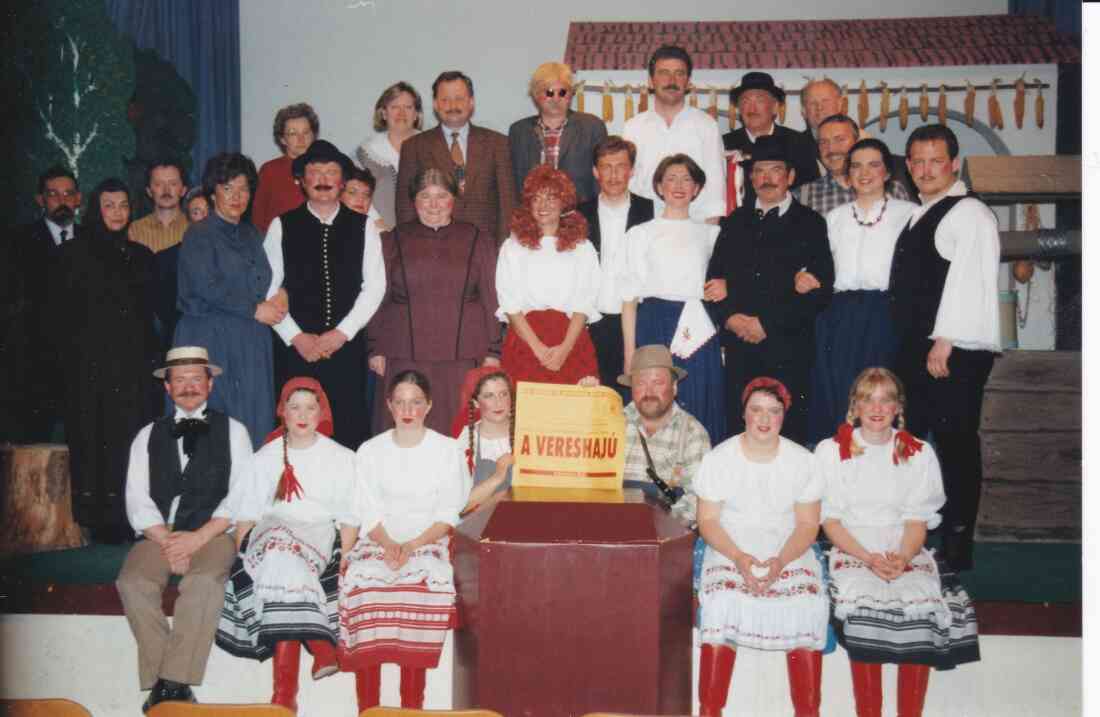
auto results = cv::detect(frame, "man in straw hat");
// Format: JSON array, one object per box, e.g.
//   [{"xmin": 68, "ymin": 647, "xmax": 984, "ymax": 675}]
[
  {"xmin": 618, "ymin": 344, "xmax": 711, "ymax": 524},
  {"xmin": 116, "ymin": 346, "xmax": 255, "ymax": 712}
]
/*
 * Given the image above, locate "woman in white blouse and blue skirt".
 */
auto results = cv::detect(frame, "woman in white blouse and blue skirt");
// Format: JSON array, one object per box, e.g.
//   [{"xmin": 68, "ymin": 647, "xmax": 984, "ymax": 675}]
[
  {"xmin": 816, "ymin": 368, "xmax": 979, "ymax": 717},
  {"xmin": 620, "ymin": 154, "xmax": 726, "ymax": 442},
  {"xmin": 802, "ymin": 138, "xmax": 918, "ymax": 445}
]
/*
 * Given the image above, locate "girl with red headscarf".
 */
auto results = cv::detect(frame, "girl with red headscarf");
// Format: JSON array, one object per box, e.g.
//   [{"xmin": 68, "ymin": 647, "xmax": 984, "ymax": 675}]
[
  {"xmin": 496, "ymin": 165, "xmax": 601, "ymax": 386},
  {"xmin": 451, "ymin": 366, "xmax": 515, "ymax": 512},
  {"xmin": 216, "ymin": 377, "xmax": 360, "ymax": 713}
]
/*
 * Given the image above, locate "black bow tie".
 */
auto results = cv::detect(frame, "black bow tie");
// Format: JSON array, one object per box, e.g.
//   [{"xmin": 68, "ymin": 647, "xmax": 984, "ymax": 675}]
[
  {"xmin": 755, "ymin": 207, "xmax": 780, "ymax": 221},
  {"xmin": 173, "ymin": 416, "xmax": 210, "ymax": 457}
]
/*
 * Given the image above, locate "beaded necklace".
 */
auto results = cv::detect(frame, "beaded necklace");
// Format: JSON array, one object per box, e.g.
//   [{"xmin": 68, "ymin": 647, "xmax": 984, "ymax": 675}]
[{"xmin": 851, "ymin": 195, "xmax": 888, "ymax": 227}]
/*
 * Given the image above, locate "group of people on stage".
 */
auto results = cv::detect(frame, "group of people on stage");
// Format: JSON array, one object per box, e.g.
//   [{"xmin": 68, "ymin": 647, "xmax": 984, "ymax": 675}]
[{"xmin": 8, "ymin": 40, "xmax": 1001, "ymax": 716}]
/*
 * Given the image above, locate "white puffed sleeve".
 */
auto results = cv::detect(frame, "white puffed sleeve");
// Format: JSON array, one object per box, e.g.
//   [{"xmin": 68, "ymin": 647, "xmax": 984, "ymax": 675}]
[
  {"xmin": 430, "ymin": 436, "xmax": 469, "ymax": 527},
  {"xmin": 814, "ymin": 440, "xmax": 846, "ymax": 522},
  {"xmin": 494, "ymin": 236, "xmax": 525, "ymax": 321},
  {"xmin": 354, "ymin": 441, "xmax": 384, "ymax": 534},
  {"xmin": 566, "ymin": 240, "xmax": 602, "ymax": 321},
  {"xmin": 793, "ymin": 444, "xmax": 825, "ymax": 505},
  {"xmin": 900, "ymin": 443, "xmax": 946, "ymax": 529},
  {"xmin": 617, "ymin": 223, "xmax": 651, "ymax": 303},
  {"xmin": 932, "ymin": 194, "xmax": 1001, "ymax": 351},
  {"xmin": 325, "ymin": 442, "xmax": 361, "ymax": 527}
]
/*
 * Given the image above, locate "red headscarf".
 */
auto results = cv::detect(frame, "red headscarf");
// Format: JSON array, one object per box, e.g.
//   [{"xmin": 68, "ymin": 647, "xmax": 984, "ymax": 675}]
[
  {"xmin": 741, "ymin": 376, "xmax": 792, "ymax": 411},
  {"xmin": 264, "ymin": 377, "xmax": 335, "ymax": 502},
  {"xmin": 449, "ymin": 366, "xmax": 512, "ymax": 438}
]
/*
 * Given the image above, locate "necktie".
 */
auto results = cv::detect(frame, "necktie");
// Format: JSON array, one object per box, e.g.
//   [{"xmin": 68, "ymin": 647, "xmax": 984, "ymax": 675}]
[
  {"xmin": 172, "ymin": 417, "xmax": 210, "ymax": 457},
  {"xmin": 755, "ymin": 207, "xmax": 779, "ymax": 221},
  {"xmin": 450, "ymin": 131, "xmax": 464, "ymax": 167},
  {"xmin": 58, "ymin": 229, "xmax": 68, "ymax": 244}
]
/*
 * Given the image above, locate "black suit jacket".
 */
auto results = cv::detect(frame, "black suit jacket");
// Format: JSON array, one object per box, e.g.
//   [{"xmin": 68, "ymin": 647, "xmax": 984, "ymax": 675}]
[
  {"xmin": 723, "ymin": 124, "xmax": 821, "ymax": 210},
  {"xmin": 575, "ymin": 192, "xmax": 655, "ymax": 258},
  {"xmin": 509, "ymin": 110, "xmax": 608, "ymax": 204}
]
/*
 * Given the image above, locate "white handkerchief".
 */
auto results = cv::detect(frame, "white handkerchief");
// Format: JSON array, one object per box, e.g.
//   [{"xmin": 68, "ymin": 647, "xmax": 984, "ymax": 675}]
[{"xmin": 669, "ymin": 299, "xmax": 716, "ymax": 359}]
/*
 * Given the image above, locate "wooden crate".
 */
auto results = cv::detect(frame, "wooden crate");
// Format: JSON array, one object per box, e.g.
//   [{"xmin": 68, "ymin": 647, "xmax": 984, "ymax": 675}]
[{"xmin": 976, "ymin": 351, "xmax": 1081, "ymax": 542}]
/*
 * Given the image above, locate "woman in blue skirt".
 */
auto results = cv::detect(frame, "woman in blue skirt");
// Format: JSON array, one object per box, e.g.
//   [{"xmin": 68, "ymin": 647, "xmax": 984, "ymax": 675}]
[
  {"xmin": 800, "ymin": 138, "xmax": 917, "ymax": 445},
  {"xmin": 620, "ymin": 154, "xmax": 726, "ymax": 443}
]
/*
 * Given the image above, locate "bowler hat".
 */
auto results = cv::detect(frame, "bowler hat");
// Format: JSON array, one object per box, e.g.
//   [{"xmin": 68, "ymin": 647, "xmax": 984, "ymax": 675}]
[
  {"xmin": 617, "ymin": 345, "xmax": 687, "ymax": 387},
  {"xmin": 291, "ymin": 139, "xmax": 355, "ymax": 178},
  {"xmin": 730, "ymin": 71, "xmax": 784, "ymax": 105},
  {"xmin": 747, "ymin": 134, "xmax": 789, "ymax": 165}
]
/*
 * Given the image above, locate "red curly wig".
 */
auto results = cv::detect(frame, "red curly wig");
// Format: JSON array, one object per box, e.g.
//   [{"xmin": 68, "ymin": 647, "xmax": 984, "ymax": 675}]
[{"xmin": 509, "ymin": 165, "xmax": 589, "ymax": 252}]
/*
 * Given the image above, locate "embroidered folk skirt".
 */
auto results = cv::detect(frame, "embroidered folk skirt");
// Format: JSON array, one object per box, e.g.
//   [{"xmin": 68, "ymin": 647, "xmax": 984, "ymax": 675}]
[
  {"xmin": 501, "ymin": 309, "xmax": 598, "ymax": 387},
  {"xmin": 829, "ymin": 543, "xmax": 980, "ymax": 669},
  {"xmin": 216, "ymin": 518, "xmax": 340, "ymax": 660},
  {"xmin": 339, "ymin": 535, "xmax": 457, "ymax": 670},
  {"xmin": 636, "ymin": 297, "xmax": 726, "ymax": 444}
]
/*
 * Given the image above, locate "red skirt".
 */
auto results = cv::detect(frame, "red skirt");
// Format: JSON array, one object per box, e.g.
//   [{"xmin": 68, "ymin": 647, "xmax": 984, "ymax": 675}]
[{"xmin": 502, "ymin": 309, "xmax": 598, "ymax": 386}]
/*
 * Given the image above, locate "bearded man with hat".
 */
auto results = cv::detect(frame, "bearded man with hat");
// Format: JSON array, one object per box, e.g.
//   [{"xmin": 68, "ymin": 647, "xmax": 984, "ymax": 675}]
[
  {"xmin": 619, "ymin": 344, "xmax": 711, "ymax": 524},
  {"xmin": 723, "ymin": 71, "xmax": 821, "ymax": 211},
  {"xmin": 263, "ymin": 139, "xmax": 386, "ymax": 448},
  {"xmin": 116, "ymin": 346, "xmax": 255, "ymax": 712},
  {"xmin": 707, "ymin": 135, "xmax": 834, "ymax": 445}
]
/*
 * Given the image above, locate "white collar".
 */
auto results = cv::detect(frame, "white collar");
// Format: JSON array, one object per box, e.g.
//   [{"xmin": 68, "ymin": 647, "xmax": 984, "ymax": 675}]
[
  {"xmin": 754, "ymin": 192, "xmax": 793, "ymax": 217},
  {"xmin": 745, "ymin": 123, "xmax": 776, "ymax": 142},
  {"xmin": 364, "ymin": 132, "xmax": 403, "ymax": 168},
  {"xmin": 307, "ymin": 201, "xmax": 341, "ymax": 224},
  {"xmin": 173, "ymin": 402, "xmax": 209, "ymax": 421}
]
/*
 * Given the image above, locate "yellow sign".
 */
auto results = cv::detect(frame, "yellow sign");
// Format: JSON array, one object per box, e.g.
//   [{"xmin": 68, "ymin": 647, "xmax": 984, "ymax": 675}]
[{"xmin": 512, "ymin": 381, "xmax": 626, "ymax": 491}]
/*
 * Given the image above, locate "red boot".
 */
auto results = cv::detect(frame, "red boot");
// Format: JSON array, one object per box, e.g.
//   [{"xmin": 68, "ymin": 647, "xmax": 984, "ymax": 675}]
[
  {"xmin": 354, "ymin": 665, "xmax": 381, "ymax": 712},
  {"xmin": 786, "ymin": 649, "xmax": 823, "ymax": 717},
  {"xmin": 399, "ymin": 666, "xmax": 427, "ymax": 709},
  {"xmin": 849, "ymin": 660, "xmax": 883, "ymax": 717},
  {"xmin": 897, "ymin": 664, "xmax": 931, "ymax": 717},
  {"xmin": 271, "ymin": 641, "xmax": 301, "ymax": 713},
  {"xmin": 698, "ymin": 643, "xmax": 736, "ymax": 717},
  {"xmin": 306, "ymin": 640, "xmax": 338, "ymax": 680}
]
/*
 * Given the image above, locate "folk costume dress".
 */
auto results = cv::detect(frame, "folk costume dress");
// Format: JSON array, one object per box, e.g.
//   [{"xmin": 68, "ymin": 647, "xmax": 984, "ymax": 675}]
[
  {"xmin": 695, "ymin": 435, "xmax": 829, "ymax": 652},
  {"xmin": 619, "ymin": 217, "xmax": 726, "ymax": 443},
  {"xmin": 806, "ymin": 197, "xmax": 917, "ymax": 444},
  {"xmin": 495, "ymin": 233, "xmax": 601, "ymax": 386},
  {"xmin": 217, "ymin": 379, "xmax": 359, "ymax": 659},
  {"xmin": 816, "ymin": 427, "xmax": 980, "ymax": 668},
  {"xmin": 339, "ymin": 428, "xmax": 469, "ymax": 670}
]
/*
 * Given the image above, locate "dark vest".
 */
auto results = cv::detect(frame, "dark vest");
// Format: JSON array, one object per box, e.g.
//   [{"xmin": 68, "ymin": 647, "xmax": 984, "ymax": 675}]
[
  {"xmin": 148, "ymin": 410, "xmax": 231, "ymax": 532},
  {"xmin": 280, "ymin": 205, "xmax": 367, "ymax": 332},
  {"xmin": 889, "ymin": 194, "xmax": 969, "ymax": 343}
]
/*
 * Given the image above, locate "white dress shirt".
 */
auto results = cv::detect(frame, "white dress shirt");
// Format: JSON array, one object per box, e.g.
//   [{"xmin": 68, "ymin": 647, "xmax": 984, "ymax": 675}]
[
  {"xmin": 595, "ymin": 197, "xmax": 631, "ymax": 314},
  {"xmin": 45, "ymin": 218, "xmax": 75, "ymax": 246},
  {"xmin": 495, "ymin": 235, "xmax": 602, "ymax": 323},
  {"xmin": 124, "ymin": 402, "xmax": 254, "ymax": 534},
  {"xmin": 825, "ymin": 197, "xmax": 918, "ymax": 291},
  {"xmin": 910, "ymin": 180, "xmax": 1001, "ymax": 351},
  {"xmin": 263, "ymin": 202, "xmax": 387, "ymax": 345},
  {"xmin": 754, "ymin": 191, "xmax": 794, "ymax": 217},
  {"xmin": 619, "ymin": 218, "xmax": 719, "ymax": 303},
  {"xmin": 623, "ymin": 106, "xmax": 727, "ymax": 221}
]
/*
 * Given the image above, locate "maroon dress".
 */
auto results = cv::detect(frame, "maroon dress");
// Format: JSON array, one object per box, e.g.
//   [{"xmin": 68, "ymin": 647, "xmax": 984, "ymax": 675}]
[{"xmin": 368, "ymin": 220, "xmax": 502, "ymax": 434}]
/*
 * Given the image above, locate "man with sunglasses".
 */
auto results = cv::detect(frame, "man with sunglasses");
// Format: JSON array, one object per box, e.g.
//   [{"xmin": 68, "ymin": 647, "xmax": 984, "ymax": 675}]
[
  {"xmin": 623, "ymin": 45, "xmax": 726, "ymax": 224},
  {"xmin": 509, "ymin": 61, "xmax": 607, "ymax": 204}
]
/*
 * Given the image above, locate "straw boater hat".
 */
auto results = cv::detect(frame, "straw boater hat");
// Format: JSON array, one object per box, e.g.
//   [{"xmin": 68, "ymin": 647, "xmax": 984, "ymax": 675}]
[
  {"xmin": 617, "ymin": 345, "xmax": 687, "ymax": 387},
  {"xmin": 153, "ymin": 346, "xmax": 223, "ymax": 379}
]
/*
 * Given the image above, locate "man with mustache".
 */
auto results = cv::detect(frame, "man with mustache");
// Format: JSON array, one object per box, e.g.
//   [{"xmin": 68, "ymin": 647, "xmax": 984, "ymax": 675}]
[
  {"xmin": 723, "ymin": 72, "xmax": 820, "ymax": 212},
  {"xmin": 623, "ymin": 45, "xmax": 726, "ymax": 224},
  {"xmin": 798, "ymin": 114, "xmax": 912, "ymax": 217},
  {"xmin": 618, "ymin": 344, "xmax": 710, "ymax": 525},
  {"xmin": 707, "ymin": 135, "xmax": 834, "ymax": 444},
  {"xmin": 263, "ymin": 140, "xmax": 385, "ymax": 448},
  {"xmin": 396, "ymin": 71, "xmax": 514, "ymax": 244},
  {"xmin": 116, "ymin": 346, "xmax": 254, "ymax": 712},
  {"xmin": 5, "ymin": 166, "xmax": 83, "ymax": 442},
  {"xmin": 889, "ymin": 124, "xmax": 1000, "ymax": 571}
]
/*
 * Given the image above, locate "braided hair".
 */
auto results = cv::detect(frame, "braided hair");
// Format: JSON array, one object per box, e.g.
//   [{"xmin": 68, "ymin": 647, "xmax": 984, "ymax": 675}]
[{"xmin": 465, "ymin": 370, "xmax": 514, "ymax": 474}]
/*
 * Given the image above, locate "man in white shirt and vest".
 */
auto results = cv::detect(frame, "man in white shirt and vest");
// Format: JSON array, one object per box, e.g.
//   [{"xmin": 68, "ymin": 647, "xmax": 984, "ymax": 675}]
[
  {"xmin": 116, "ymin": 346, "xmax": 254, "ymax": 712},
  {"xmin": 889, "ymin": 124, "xmax": 1001, "ymax": 571}
]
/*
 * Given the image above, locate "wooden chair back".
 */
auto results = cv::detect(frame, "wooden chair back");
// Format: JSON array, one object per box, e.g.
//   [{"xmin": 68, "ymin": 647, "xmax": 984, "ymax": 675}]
[
  {"xmin": 147, "ymin": 704, "xmax": 296, "ymax": 717},
  {"xmin": 0, "ymin": 700, "xmax": 93, "ymax": 717},
  {"xmin": 359, "ymin": 709, "xmax": 505, "ymax": 717}
]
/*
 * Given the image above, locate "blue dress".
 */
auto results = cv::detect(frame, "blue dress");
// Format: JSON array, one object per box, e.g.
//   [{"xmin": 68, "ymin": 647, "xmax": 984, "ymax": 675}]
[{"xmin": 174, "ymin": 214, "xmax": 274, "ymax": 448}]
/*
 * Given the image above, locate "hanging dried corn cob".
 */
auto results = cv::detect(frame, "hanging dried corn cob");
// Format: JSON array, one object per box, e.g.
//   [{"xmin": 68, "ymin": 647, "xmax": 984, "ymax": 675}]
[
  {"xmin": 602, "ymin": 81, "xmax": 613, "ymax": 123},
  {"xmin": 1036, "ymin": 84, "xmax": 1045, "ymax": 129},
  {"xmin": 937, "ymin": 84, "xmax": 948, "ymax": 125},
  {"xmin": 707, "ymin": 86, "xmax": 718, "ymax": 121},
  {"xmin": 878, "ymin": 82, "xmax": 891, "ymax": 132},
  {"xmin": 841, "ymin": 83, "xmax": 850, "ymax": 117},
  {"xmin": 624, "ymin": 84, "xmax": 635, "ymax": 121},
  {"xmin": 919, "ymin": 83, "xmax": 929, "ymax": 122},
  {"xmin": 858, "ymin": 80, "xmax": 869, "ymax": 128},
  {"xmin": 1013, "ymin": 77, "xmax": 1027, "ymax": 129},
  {"xmin": 639, "ymin": 84, "xmax": 648, "ymax": 113},
  {"xmin": 778, "ymin": 83, "xmax": 787, "ymax": 124},
  {"xmin": 963, "ymin": 80, "xmax": 976, "ymax": 127},
  {"xmin": 898, "ymin": 89, "xmax": 909, "ymax": 131},
  {"xmin": 576, "ymin": 82, "xmax": 585, "ymax": 113},
  {"xmin": 987, "ymin": 79, "xmax": 1004, "ymax": 130},
  {"xmin": 689, "ymin": 86, "xmax": 699, "ymax": 109}
]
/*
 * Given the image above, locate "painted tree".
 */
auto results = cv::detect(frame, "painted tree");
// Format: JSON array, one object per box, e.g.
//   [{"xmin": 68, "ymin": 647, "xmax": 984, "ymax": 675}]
[{"xmin": 4, "ymin": 0, "xmax": 135, "ymax": 224}]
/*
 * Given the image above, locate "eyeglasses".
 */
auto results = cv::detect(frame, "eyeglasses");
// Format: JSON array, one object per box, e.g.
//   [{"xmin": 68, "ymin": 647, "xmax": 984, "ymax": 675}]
[{"xmin": 544, "ymin": 88, "xmax": 569, "ymax": 99}]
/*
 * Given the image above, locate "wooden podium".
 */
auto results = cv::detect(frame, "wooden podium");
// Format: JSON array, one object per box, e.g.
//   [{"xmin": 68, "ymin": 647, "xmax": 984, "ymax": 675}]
[{"xmin": 452, "ymin": 498, "xmax": 694, "ymax": 716}]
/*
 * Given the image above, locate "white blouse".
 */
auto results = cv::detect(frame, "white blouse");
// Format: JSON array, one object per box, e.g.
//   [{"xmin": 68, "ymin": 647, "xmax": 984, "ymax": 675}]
[
  {"xmin": 456, "ymin": 423, "xmax": 512, "ymax": 463},
  {"xmin": 825, "ymin": 197, "xmax": 917, "ymax": 292},
  {"xmin": 910, "ymin": 180, "xmax": 1001, "ymax": 352},
  {"xmin": 495, "ymin": 235, "xmax": 602, "ymax": 323},
  {"xmin": 354, "ymin": 429, "xmax": 468, "ymax": 543},
  {"xmin": 618, "ymin": 218, "xmax": 720, "ymax": 303},
  {"xmin": 694, "ymin": 435, "xmax": 823, "ymax": 558},
  {"xmin": 241, "ymin": 434, "xmax": 359, "ymax": 526}
]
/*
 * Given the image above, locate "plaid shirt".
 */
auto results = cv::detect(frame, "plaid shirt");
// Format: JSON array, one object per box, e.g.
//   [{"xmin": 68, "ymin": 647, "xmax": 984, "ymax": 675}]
[
  {"xmin": 799, "ymin": 173, "xmax": 911, "ymax": 217},
  {"xmin": 623, "ymin": 401, "xmax": 711, "ymax": 491},
  {"xmin": 538, "ymin": 118, "xmax": 567, "ymax": 169}
]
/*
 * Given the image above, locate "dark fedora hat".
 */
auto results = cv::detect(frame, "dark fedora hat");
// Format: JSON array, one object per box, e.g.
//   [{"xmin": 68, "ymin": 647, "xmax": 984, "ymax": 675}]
[
  {"xmin": 730, "ymin": 71, "xmax": 784, "ymax": 104},
  {"xmin": 748, "ymin": 134, "xmax": 789, "ymax": 165},
  {"xmin": 291, "ymin": 139, "xmax": 355, "ymax": 178}
]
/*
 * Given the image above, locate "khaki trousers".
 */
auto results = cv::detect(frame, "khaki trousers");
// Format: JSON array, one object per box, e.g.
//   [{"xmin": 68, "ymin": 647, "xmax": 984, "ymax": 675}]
[{"xmin": 116, "ymin": 533, "xmax": 235, "ymax": 689}]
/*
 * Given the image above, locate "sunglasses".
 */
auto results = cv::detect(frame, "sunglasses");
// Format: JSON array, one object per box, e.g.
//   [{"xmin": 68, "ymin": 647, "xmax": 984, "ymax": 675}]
[{"xmin": 544, "ymin": 88, "xmax": 569, "ymax": 99}]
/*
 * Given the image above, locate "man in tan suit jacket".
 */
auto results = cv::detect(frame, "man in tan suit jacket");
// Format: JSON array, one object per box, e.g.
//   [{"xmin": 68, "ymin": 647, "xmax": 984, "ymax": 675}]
[{"xmin": 396, "ymin": 71, "xmax": 515, "ymax": 244}]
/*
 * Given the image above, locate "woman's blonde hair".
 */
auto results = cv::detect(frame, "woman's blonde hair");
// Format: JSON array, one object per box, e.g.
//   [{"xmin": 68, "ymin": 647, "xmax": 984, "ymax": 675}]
[{"xmin": 528, "ymin": 62, "xmax": 574, "ymax": 100}]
